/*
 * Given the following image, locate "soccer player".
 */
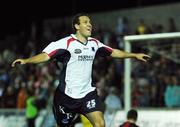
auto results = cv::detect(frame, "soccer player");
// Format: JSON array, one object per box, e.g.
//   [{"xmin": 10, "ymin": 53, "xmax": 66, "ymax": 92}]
[
  {"xmin": 119, "ymin": 109, "xmax": 139, "ymax": 127},
  {"xmin": 12, "ymin": 13, "xmax": 150, "ymax": 127}
]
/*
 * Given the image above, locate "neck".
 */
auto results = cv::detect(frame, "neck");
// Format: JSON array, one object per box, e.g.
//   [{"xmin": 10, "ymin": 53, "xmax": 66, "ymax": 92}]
[
  {"xmin": 127, "ymin": 119, "xmax": 136, "ymax": 124},
  {"xmin": 75, "ymin": 32, "xmax": 87, "ymax": 43}
]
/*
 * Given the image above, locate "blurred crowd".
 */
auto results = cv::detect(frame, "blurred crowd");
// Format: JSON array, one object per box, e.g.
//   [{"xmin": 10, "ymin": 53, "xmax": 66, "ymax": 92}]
[{"xmin": 0, "ymin": 15, "xmax": 180, "ymax": 113}]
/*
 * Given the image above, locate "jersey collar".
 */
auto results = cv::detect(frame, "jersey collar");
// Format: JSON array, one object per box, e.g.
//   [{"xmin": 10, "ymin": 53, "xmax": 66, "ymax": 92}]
[{"xmin": 71, "ymin": 34, "xmax": 90, "ymax": 45}]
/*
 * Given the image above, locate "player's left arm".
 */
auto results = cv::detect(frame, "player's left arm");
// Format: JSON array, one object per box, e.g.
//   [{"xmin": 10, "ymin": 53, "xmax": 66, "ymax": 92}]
[{"xmin": 111, "ymin": 49, "xmax": 151, "ymax": 62}]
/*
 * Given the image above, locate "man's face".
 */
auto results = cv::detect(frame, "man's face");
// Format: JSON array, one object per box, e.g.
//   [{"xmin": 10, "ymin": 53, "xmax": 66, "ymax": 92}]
[{"xmin": 76, "ymin": 16, "xmax": 92, "ymax": 37}]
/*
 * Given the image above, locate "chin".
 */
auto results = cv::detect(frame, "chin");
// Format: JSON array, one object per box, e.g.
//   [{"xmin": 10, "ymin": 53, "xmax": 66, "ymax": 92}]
[
  {"xmin": 84, "ymin": 34, "xmax": 91, "ymax": 38},
  {"xmin": 83, "ymin": 32, "xmax": 91, "ymax": 38},
  {"xmin": 87, "ymin": 33, "xmax": 91, "ymax": 37}
]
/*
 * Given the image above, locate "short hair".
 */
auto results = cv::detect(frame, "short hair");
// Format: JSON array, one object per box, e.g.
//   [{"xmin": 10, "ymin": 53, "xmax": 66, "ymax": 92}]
[
  {"xmin": 72, "ymin": 13, "xmax": 90, "ymax": 32},
  {"xmin": 127, "ymin": 109, "xmax": 138, "ymax": 121}
]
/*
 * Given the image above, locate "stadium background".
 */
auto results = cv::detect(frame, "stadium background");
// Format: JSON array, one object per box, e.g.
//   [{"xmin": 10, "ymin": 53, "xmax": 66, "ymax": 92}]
[{"xmin": 0, "ymin": 0, "xmax": 180, "ymax": 127}]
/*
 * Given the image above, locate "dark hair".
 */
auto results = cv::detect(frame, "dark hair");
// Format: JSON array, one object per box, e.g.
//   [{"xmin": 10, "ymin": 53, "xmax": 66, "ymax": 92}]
[
  {"xmin": 72, "ymin": 13, "xmax": 90, "ymax": 32},
  {"xmin": 127, "ymin": 109, "xmax": 138, "ymax": 121}
]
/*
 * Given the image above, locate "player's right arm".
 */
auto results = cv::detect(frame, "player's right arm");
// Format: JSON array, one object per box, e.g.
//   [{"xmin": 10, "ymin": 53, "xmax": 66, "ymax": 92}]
[{"xmin": 12, "ymin": 52, "xmax": 50, "ymax": 67}]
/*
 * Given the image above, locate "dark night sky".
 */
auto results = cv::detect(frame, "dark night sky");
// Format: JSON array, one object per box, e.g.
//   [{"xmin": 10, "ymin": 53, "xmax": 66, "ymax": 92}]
[{"xmin": 0, "ymin": 0, "xmax": 179, "ymax": 37}]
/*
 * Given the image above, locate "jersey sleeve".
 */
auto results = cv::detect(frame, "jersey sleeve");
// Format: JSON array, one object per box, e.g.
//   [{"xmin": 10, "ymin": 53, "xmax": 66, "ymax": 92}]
[
  {"xmin": 42, "ymin": 40, "xmax": 68, "ymax": 59},
  {"xmin": 96, "ymin": 40, "xmax": 113, "ymax": 57}
]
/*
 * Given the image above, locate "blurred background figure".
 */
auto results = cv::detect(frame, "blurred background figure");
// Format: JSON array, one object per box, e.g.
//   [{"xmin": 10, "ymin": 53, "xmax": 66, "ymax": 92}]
[
  {"xmin": 26, "ymin": 87, "xmax": 39, "ymax": 127},
  {"xmin": 104, "ymin": 86, "xmax": 122, "ymax": 127},
  {"xmin": 119, "ymin": 109, "xmax": 139, "ymax": 127},
  {"xmin": 17, "ymin": 82, "xmax": 27, "ymax": 109},
  {"xmin": 105, "ymin": 86, "xmax": 122, "ymax": 113}
]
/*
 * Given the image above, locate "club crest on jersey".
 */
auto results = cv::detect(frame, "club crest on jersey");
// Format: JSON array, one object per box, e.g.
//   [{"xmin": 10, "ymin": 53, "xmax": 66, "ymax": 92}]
[
  {"xmin": 91, "ymin": 47, "xmax": 95, "ymax": 52},
  {"xmin": 74, "ymin": 49, "xmax": 82, "ymax": 54}
]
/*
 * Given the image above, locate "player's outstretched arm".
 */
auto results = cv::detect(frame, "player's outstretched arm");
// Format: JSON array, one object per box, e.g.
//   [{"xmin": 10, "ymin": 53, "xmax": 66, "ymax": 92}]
[
  {"xmin": 111, "ymin": 49, "xmax": 151, "ymax": 62},
  {"xmin": 12, "ymin": 52, "xmax": 50, "ymax": 67}
]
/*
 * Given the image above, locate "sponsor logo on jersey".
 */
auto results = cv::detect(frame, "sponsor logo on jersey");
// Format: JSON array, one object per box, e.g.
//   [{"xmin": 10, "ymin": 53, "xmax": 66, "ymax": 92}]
[
  {"xmin": 74, "ymin": 49, "xmax": 82, "ymax": 54},
  {"xmin": 91, "ymin": 47, "xmax": 95, "ymax": 52},
  {"xmin": 78, "ymin": 55, "xmax": 94, "ymax": 61},
  {"xmin": 83, "ymin": 47, "xmax": 89, "ymax": 50}
]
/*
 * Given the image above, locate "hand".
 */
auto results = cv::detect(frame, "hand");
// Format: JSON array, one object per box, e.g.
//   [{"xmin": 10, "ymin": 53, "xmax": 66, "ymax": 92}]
[
  {"xmin": 11, "ymin": 59, "xmax": 26, "ymax": 67},
  {"xmin": 135, "ymin": 53, "xmax": 151, "ymax": 62}
]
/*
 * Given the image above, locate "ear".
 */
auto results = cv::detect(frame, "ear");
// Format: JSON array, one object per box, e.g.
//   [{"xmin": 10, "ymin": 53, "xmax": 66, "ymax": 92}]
[{"xmin": 75, "ymin": 24, "xmax": 80, "ymax": 30}]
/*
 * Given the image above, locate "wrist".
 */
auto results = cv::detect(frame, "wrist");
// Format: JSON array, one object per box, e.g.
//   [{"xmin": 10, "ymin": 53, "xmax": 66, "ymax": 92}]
[
  {"xmin": 23, "ymin": 59, "xmax": 28, "ymax": 64},
  {"xmin": 131, "ymin": 53, "xmax": 137, "ymax": 58}
]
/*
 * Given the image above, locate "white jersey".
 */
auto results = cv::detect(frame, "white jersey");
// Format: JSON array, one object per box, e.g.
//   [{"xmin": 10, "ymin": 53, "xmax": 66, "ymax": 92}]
[{"xmin": 43, "ymin": 34, "xmax": 112, "ymax": 98}]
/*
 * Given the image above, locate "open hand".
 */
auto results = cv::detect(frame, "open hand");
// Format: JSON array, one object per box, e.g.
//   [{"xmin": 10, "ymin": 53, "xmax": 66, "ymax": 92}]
[{"xmin": 135, "ymin": 54, "xmax": 151, "ymax": 62}]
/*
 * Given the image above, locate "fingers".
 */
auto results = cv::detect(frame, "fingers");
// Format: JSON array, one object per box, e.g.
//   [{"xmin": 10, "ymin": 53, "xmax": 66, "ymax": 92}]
[
  {"xmin": 12, "ymin": 59, "xmax": 22, "ymax": 67},
  {"xmin": 141, "ymin": 54, "xmax": 151, "ymax": 62},
  {"xmin": 140, "ymin": 58, "xmax": 147, "ymax": 62},
  {"xmin": 144, "ymin": 54, "xmax": 151, "ymax": 58},
  {"xmin": 12, "ymin": 61, "xmax": 18, "ymax": 67},
  {"xmin": 136, "ymin": 54, "xmax": 151, "ymax": 62}
]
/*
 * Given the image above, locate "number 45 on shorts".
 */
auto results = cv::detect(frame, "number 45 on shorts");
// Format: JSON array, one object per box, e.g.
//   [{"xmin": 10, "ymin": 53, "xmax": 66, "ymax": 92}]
[{"xmin": 86, "ymin": 99, "xmax": 96, "ymax": 109}]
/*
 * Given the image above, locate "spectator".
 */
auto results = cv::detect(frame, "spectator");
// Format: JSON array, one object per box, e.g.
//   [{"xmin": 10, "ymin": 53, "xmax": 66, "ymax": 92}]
[
  {"xmin": 2, "ymin": 85, "xmax": 16, "ymax": 108},
  {"xmin": 167, "ymin": 17, "xmax": 177, "ymax": 32},
  {"xmin": 26, "ymin": 87, "xmax": 39, "ymax": 127},
  {"xmin": 104, "ymin": 86, "xmax": 122, "ymax": 112},
  {"xmin": 164, "ymin": 76, "xmax": 180, "ymax": 107},
  {"xmin": 135, "ymin": 19, "xmax": 147, "ymax": 35},
  {"xmin": 17, "ymin": 82, "xmax": 27, "ymax": 109}
]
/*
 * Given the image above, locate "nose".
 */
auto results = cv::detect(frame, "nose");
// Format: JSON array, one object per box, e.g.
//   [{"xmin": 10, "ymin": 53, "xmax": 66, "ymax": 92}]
[{"xmin": 87, "ymin": 22, "xmax": 92, "ymax": 27}]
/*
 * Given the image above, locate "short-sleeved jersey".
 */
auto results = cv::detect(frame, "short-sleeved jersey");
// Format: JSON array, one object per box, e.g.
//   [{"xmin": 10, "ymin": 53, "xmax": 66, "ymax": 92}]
[{"xmin": 43, "ymin": 34, "xmax": 112, "ymax": 98}]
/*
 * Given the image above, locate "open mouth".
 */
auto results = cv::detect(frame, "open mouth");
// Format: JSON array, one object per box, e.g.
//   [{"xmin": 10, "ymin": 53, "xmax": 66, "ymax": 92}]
[{"xmin": 87, "ymin": 28, "xmax": 92, "ymax": 32}]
